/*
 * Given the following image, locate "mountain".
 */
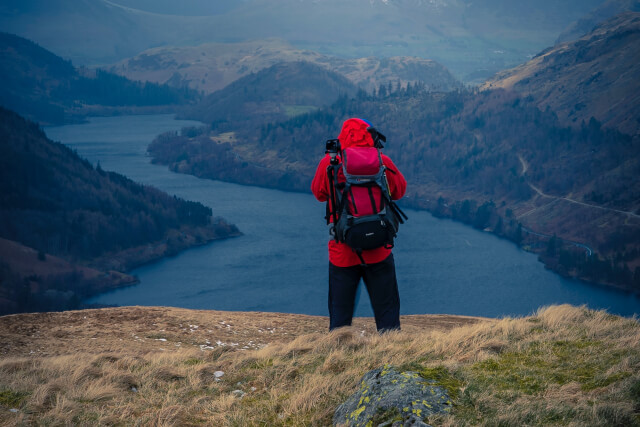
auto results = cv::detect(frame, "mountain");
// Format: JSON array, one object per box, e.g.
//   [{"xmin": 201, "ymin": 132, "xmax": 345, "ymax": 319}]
[
  {"xmin": 0, "ymin": 107, "xmax": 239, "ymax": 314},
  {"xmin": 1, "ymin": 0, "xmax": 605, "ymax": 82},
  {"xmin": 483, "ymin": 12, "xmax": 640, "ymax": 137},
  {"xmin": 557, "ymin": 0, "xmax": 640, "ymax": 43},
  {"xmin": 94, "ymin": 0, "xmax": 240, "ymax": 16},
  {"xmin": 0, "ymin": 0, "xmax": 158, "ymax": 65},
  {"xmin": 0, "ymin": 32, "xmax": 199, "ymax": 125},
  {"xmin": 0, "ymin": 305, "xmax": 638, "ymax": 426},
  {"xmin": 183, "ymin": 61, "xmax": 359, "ymax": 128},
  {"xmin": 107, "ymin": 39, "xmax": 461, "ymax": 94}
]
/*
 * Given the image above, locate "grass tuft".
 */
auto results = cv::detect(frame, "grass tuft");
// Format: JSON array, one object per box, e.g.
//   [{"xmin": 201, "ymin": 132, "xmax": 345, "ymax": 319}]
[{"xmin": 183, "ymin": 358, "xmax": 204, "ymax": 366}]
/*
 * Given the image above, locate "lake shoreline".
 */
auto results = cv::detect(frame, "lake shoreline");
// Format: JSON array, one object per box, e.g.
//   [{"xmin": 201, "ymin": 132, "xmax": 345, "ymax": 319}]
[
  {"xmin": 78, "ymin": 222, "xmax": 243, "ymax": 306},
  {"xmin": 149, "ymin": 157, "xmax": 632, "ymax": 296},
  {"xmin": 88, "ymin": 222, "xmax": 242, "ymax": 273}
]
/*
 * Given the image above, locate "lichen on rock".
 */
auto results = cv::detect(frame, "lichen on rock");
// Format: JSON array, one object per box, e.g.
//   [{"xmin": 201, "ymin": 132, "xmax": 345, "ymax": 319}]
[{"xmin": 333, "ymin": 365, "xmax": 452, "ymax": 426}]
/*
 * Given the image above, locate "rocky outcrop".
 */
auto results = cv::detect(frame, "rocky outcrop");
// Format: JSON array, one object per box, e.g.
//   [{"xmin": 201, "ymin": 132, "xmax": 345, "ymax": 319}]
[{"xmin": 333, "ymin": 365, "xmax": 452, "ymax": 427}]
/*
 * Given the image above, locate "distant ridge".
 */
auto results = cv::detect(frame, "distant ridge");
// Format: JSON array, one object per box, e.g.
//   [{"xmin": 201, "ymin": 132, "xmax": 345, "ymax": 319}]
[
  {"xmin": 0, "ymin": 32, "xmax": 198, "ymax": 125},
  {"xmin": 107, "ymin": 39, "xmax": 461, "ymax": 94},
  {"xmin": 1, "ymin": 0, "xmax": 603, "ymax": 81}
]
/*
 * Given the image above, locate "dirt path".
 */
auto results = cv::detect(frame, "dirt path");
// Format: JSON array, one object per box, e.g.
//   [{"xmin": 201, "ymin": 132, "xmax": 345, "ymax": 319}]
[
  {"xmin": 517, "ymin": 154, "xmax": 640, "ymax": 220},
  {"xmin": 0, "ymin": 307, "xmax": 488, "ymax": 358}
]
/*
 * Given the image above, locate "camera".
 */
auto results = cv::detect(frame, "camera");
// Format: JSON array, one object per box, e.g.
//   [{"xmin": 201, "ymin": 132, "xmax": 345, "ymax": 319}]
[
  {"xmin": 325, "ymin": 139, "xmax": 341, "ymax": 165},
  {"xmin": 325, "ymin": 139, "xmax": 341, "ymax": 154}
]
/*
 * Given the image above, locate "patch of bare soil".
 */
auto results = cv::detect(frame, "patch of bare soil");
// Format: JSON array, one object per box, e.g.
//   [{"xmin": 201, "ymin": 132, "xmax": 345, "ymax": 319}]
[{"xmin": 0, "ymin": 307, "xmax": 485, "ymax": 358}]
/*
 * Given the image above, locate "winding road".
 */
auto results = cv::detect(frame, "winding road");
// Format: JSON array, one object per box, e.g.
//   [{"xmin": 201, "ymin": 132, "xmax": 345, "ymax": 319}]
[{"xmin": 517, "ymin": 155, "xmax": 640, "ymax": 220}]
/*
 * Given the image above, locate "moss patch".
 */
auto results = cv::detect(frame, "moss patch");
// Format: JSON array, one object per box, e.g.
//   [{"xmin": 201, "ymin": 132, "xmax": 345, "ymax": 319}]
[
  {"xmin": 470, "ymin": 339, "xmax": 634, "ymax": 395},
  {"xmin": 417, "ymin": 366, "xmax": 463, "ymax": 400},
  {"xmin": 398, "ymin": 363, "xmax": 463, "ymax": 400},
  {"xmin": 0, "ymin": 389, "xmax": 30, "ymax": 407}
]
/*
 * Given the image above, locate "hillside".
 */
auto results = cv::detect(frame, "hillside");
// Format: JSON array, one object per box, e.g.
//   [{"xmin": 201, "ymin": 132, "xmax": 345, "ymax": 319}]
[
  {"xmin": 0, "ymin": 108, "xmax": 240, "ymax": 315},
  {"xmin": 557, "ymin": 0, "xmax": 640, "ymax": 43},
  {"xmin": 182, "ymin": 62, "xmax": 358, "ymax": 129},
  {"xmin": 0, "ymin": 238, "xmax": 137, "ymax": 315},
  {"xmin": 107, "ymin": 39, "xmax": 461, "ymax": 94},
  {"xmin": 1, "ymin": 0, "xmax": 604, "ymax": 81},
  {"xmin": 483, "ymin": 12, "xmax": 640, "ymax": 137},
  {"xmin": 0, "ymin": 305, "xmax": 638, "ymax": 425},
  {"xmin": 0, "ymin": 32, "xmax": 198, "ymax": 125}
]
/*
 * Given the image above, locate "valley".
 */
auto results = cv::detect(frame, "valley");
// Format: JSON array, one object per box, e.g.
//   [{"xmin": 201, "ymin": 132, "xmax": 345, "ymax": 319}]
[
  {"xmin": 1, "ymin": 2, "xmax": 639, "ymax": 304},
  {"xmin": 1, "ymin": 3, "xmax": 640, "ymax": 425},
  {"xmin": 148, "ymin": 13, "xmax": 640, "ymax": 292}
]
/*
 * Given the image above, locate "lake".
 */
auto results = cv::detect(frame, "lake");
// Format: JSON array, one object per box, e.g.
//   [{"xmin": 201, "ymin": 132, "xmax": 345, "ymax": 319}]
[{"xmin": 45, "ymin": 115, "xmax": 640, "ymax": 318}]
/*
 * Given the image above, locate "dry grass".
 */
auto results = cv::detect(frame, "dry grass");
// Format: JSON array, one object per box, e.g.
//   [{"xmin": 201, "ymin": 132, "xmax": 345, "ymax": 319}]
[{"xmin": 0, "ymin": 305, "xmax": 639, "ymax": 426}]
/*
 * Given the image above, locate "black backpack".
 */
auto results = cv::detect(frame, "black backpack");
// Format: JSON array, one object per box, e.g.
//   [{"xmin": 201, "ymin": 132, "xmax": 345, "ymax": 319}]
[{"xmin": 325, "ymin": 143, "xmax": 407, "ymax": 265}]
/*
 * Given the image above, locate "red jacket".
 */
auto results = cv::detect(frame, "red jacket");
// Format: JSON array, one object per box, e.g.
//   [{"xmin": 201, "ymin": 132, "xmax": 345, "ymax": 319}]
[{"xmin": 311, "ymin": 118, "xmax": 407, "ymax": 267}]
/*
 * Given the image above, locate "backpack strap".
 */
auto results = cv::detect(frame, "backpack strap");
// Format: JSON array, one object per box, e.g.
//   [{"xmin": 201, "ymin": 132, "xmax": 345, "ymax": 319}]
[
  {"xmin": 376, "ymin": 148, "xmax": 409, "ymax": 224},
  {"xmin": 366, "ymin": 186, "xmax": 378, "ymax": 213},
  {"xmin": 348, "ymin": 186, "xmax": 358, "ymax": 214}
]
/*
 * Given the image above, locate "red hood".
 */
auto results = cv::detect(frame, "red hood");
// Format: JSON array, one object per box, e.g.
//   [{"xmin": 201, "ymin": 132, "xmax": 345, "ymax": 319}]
[{"xmin": 338, "ymin": 118, "xmax": 374, "ymax": 149}]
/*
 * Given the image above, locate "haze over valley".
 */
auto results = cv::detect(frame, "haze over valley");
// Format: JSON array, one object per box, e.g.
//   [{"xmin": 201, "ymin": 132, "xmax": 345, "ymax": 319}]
[{"xmin": 1, "ymin": 0, "xmax": 608, "ymax": 82}]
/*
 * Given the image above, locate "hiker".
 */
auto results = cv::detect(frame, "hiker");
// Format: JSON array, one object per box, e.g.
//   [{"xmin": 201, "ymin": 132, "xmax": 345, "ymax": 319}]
[{"xmin": 311, "ymin": 118, "xmax": 407, "ymax": 332}]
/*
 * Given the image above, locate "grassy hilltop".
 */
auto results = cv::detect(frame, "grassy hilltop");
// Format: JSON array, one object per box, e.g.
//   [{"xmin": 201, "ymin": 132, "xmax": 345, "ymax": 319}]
[{"xmin": 1, "ymin": 305, "xmax": 638, "ymax": 425}]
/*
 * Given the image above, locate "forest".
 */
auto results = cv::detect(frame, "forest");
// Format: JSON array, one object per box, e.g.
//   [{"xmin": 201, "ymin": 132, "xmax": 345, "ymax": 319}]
[{"xmin": 0, "ymin": 107, "xmax": 239, "ymax": 314}]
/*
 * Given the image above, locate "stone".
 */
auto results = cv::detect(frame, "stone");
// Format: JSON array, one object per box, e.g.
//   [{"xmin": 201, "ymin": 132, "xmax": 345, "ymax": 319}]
[
  {"xmin": 333, "ymin": 365, "xmax": 451, "ymax": 427},
  {"xmin": 391, "ymin": 414, "xmax": 432, "ymax": 426}
]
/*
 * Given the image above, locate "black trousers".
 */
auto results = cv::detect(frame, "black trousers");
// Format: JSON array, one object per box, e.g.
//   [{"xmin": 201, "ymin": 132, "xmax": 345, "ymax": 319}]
[{"xmin": 328, "ymin": 253, "xmax": 401, "ymax": 332}]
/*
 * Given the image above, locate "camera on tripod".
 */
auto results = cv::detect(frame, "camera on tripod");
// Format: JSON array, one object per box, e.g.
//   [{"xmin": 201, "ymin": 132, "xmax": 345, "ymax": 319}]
[
  {"xmin": 325, "ymin": 139, "xmax": 341, "ymax": 165},
  {"xmin": 324, "ymin": 127, "xmax": 387, "ymax": 165}
]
